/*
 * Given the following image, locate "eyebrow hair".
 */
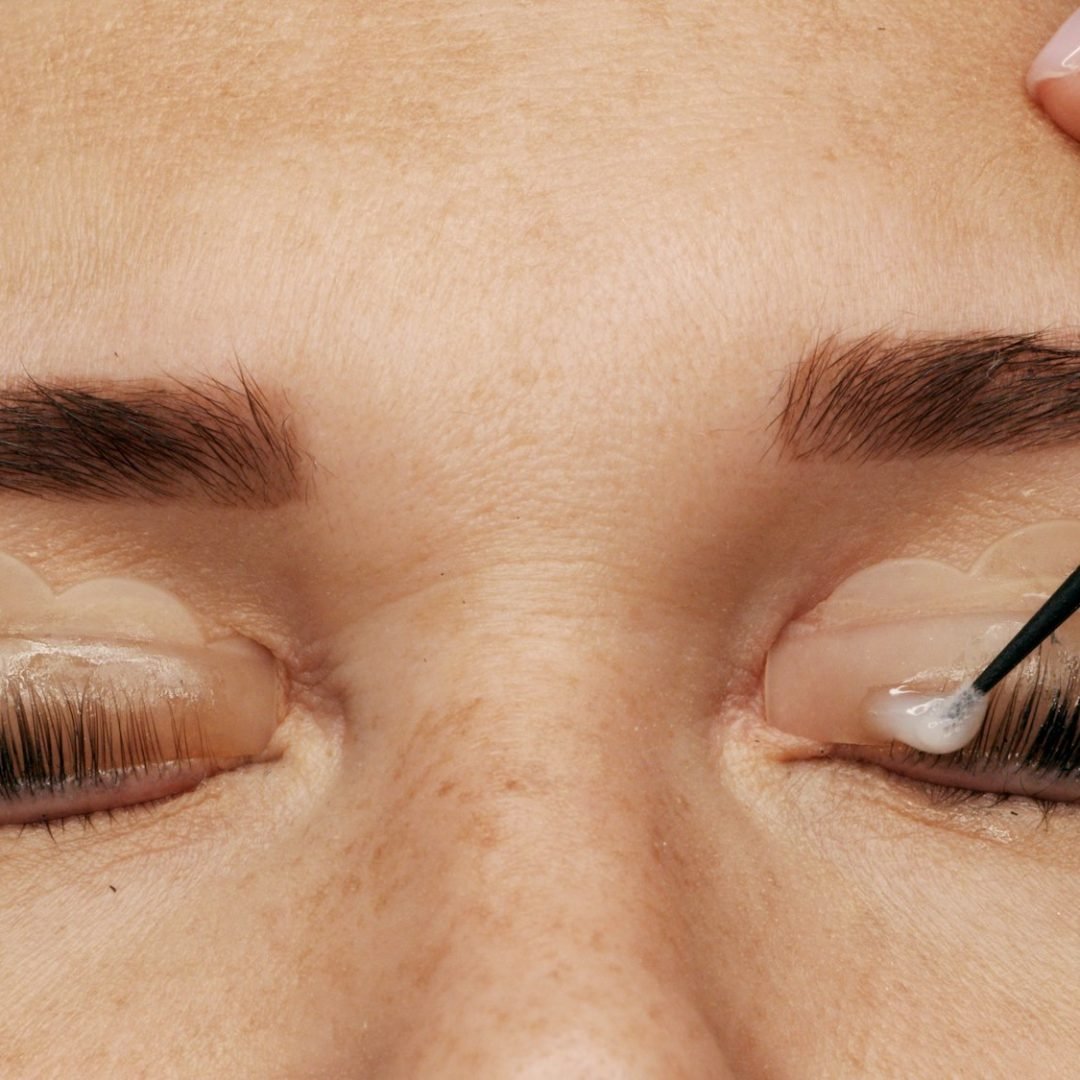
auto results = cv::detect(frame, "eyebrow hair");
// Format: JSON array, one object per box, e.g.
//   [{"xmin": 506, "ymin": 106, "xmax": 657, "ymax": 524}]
[
  {"xmin": 0, "ymin": 371, "xmax": 301, "ymax": 505},
  {"xmin": 775, "ymin": 331, "xmax": 1080, "ymax": 461}
]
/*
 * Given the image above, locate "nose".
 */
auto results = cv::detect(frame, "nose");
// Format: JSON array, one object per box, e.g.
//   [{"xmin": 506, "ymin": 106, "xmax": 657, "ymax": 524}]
[{"xmin": 338, "ymin": 631, "xmax": 736, "ymax": 1079}]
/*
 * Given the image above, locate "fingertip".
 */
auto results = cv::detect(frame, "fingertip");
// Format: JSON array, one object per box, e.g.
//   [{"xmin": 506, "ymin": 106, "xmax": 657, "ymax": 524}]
[
  {"xmin": 1031, "ymin": 71, "xmax": 1080, "ymax": 143},
  {"xmin": 1027, "ymin": 10, "xmax": 1080, "ymax": 102}
]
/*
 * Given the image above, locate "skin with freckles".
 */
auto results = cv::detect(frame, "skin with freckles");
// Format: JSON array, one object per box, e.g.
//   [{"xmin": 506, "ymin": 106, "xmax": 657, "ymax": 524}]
[{"xmin": 4, "ymin": 1, "xmax": 1080, "ymax": 1077}]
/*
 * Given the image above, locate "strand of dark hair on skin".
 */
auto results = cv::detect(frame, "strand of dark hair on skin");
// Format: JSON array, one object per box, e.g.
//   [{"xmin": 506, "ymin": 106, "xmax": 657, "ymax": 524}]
[
  {"xmin": 0, "ymin": 365, "xmax": 300, "ymax": 505},
  {"xmin": 775, "ymin": 331, "xmax": 1080, "ymax": 461}
]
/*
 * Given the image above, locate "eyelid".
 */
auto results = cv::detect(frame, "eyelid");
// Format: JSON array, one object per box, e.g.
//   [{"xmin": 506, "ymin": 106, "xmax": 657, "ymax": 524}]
[
  {"xmin": 0, "ymin": 635, "xmax": 280, "ymax": 825},
  {"xmin": 764, "ymin": 613, "xmax": 1029, "ymax": 745},
  {"xmin": 831, "ymin": 743, "xmax": 1080, "ymax": 803},
  {"xmin": 0, "ymin": 556, "xmax": 283, "ymax": 824},
  {"xmin": 0, "ymin": 635, "xmax": 280, "ymax": 760},
  {"xmin": 0, "ymin": 761, "xmax": 219, "ymax": 825}
]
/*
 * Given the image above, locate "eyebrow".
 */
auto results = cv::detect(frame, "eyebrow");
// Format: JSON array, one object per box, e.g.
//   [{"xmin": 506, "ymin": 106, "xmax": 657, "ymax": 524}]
[
  {"xmin": 775, "ymin": 331, "xmax": 1080, "ymax": 460},
  {"xmin": 0, "ymin": 371, "xmax": 301, "ymax": 505}
]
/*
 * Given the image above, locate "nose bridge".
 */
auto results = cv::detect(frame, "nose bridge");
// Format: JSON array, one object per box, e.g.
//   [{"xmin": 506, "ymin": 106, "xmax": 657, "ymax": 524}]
[{"xmin": 352, "ymin": 630, "xmax": 733, "ymax": 1078}]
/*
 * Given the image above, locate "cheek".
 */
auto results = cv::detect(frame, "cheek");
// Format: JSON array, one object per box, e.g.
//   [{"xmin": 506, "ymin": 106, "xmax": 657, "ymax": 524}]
[{"xmin": 696, "ymin": 714, "xmax": 1080, "ymax": 1074}]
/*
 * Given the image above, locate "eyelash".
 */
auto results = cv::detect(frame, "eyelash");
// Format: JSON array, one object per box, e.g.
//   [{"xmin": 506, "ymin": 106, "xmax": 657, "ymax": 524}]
[
  {"xmin": 0, "ymin": 678, "xmax": 211, "ymax": 827},
  {"xmin": 885, "ymin": 643, "xmax": 1080, "ymax": 804}
]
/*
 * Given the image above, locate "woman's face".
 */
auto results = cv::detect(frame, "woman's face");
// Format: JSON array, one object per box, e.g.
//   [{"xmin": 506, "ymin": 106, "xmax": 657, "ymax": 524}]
[{"xmin": 3, "ymin": 1, "xmax": 1079, "ymax": 1075}]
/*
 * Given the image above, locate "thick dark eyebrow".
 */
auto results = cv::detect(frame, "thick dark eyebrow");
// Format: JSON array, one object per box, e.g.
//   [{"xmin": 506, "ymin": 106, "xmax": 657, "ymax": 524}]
[
  {"xmin": 0, "ymin": 371, "xmax": 301, "ymax": 505},
  {"xmin": 775, "ymin": 331, "xmax": 1080, "ymax": 460}
]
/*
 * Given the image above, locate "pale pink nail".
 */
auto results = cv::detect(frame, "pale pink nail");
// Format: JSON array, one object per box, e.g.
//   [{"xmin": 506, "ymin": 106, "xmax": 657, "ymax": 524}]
[{"xmin": 1027, "ymin": 9, "xmax": 1080, "ymax": 96}]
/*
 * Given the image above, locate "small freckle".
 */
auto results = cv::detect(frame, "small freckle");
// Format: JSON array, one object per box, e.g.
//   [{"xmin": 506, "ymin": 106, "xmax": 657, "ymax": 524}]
[
  {"xmin": 503, "ymin": 778, "xmax": 522, "ymax": 792},
  {"xmin": 436, "ymin": 780, "xmax": 457, "ymax": 798}
]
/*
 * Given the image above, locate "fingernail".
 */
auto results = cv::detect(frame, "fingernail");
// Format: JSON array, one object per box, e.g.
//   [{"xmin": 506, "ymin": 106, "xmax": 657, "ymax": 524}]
[{"xmin": 1028, "ymin": 9, "xmax": 1080, "ymax": 96}]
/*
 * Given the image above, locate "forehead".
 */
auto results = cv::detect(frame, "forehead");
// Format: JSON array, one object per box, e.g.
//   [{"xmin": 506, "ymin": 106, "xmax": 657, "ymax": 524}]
[{"xmin": 0, "ymin": 1, "xmax": 1076, "ymax": 383}]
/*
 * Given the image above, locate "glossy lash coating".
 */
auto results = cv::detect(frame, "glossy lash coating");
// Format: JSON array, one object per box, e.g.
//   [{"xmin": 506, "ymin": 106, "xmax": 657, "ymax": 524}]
[{"xmin": 0, "ymin": 677, "xmax": 213, "ymax": 822}]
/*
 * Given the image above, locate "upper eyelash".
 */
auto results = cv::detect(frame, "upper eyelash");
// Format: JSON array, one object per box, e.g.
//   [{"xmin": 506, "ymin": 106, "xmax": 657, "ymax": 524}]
[
  {"xmin": 0, "ymin": 679, "xmax": 203, "ymax": 799},
  {"xmin": 901, "ymin": 643, "xmax": 1080, "ymax": 780}
]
